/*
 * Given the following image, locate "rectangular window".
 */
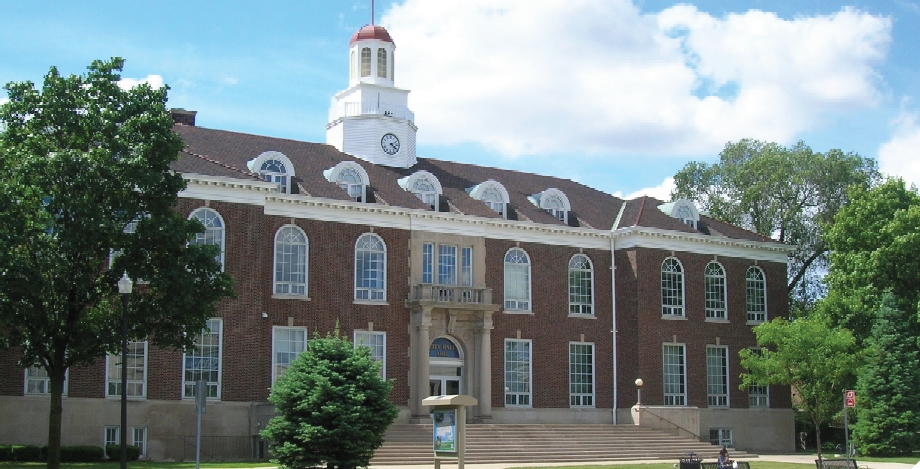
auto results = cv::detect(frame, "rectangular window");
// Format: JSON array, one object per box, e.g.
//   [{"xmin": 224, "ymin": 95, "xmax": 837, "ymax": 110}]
[
  {"xmin": 106, "ymin": 341, "xmax": 147, "ymax": 398},
  {"xmin": 183, "ymin": 319, "xmax": 222, "ymax": 399},
  {"xmin": 438, "ymin": 245, "xmax": 457, "ymax": 285},
  {"xmin": 104, "ymin": 426, "xmax": 119, "ymax": 447},
  {"xmin": 422, "ymin": 243, "xmax": 433, "ymax": 284},
  {"xmin": 504, "ymin": 339, "xmax": 532, "ymax": 407},
  {"xmin": 663, "ymin": 344, "xmax": 686, "ymax": 406},
  {"xmin": 133, "ymin": 427, "xmax": 147, "ymax": 457},
  {"xmin": 355, "ymin": 331, "xmax": 386, "ymax": 379},
  {"xmin": 707, "ymin": 346, "xmax": 729, "ymax": 407},
  {"xmin": 569, "ymin": 342, "xmax": 595, "ymax": 407},
  {"xmin": 25, "ymin": 366, "xmax": 67, "ymax": 395},
  {"xmin": 709, "ymin": 428, "xmax": 733, "ymax": 448},
  {"xmin": 272, "ymin": 327, "xmax": 307, "ymax": 384},
  {"xmin": 747, "ymin": 348, "xmax": 769, "ymax": 407},
  {"xmin": 461, "ymin": 247, "xmax": 472, "ymax": 287}
]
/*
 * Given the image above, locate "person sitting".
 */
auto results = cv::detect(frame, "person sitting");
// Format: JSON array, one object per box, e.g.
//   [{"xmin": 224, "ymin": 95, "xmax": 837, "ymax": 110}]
[{"xmin": 718, "ymin": 447, "xmax": 732, "ymax": 469}]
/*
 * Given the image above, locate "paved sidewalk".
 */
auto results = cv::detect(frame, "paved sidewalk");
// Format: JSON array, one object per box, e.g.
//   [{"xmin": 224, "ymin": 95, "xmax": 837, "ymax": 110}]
[{"xmin": 367, "ymin": 454, "xmax": 919, "ymax": 469}]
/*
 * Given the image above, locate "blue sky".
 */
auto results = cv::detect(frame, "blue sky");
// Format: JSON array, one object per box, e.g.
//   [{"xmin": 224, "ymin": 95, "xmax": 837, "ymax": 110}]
[{"xmin": 2, "ymin": 0, "xmax": 919, "ymax": 199}]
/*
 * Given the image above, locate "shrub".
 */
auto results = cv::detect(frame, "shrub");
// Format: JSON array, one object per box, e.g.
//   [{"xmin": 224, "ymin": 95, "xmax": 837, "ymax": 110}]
[
  {"xmin": 105, "ymin": 444, "xmax": 141, "ymax": 461},
  {"xmin": 11, "ymin": 445, "xmax": 42, "ymax": 461},
  {"xmin": 60, "ymin": 445, "xmax": 105, "ymax": 462},
  {"xmin": 0, "ymin": 445, "xmax": 11, "ymax": 461}
]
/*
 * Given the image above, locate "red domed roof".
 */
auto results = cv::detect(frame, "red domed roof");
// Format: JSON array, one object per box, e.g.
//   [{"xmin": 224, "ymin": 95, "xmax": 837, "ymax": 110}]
[{"xmin": 349, "ymin": 25, "xmax": 394, "ymax": 45}]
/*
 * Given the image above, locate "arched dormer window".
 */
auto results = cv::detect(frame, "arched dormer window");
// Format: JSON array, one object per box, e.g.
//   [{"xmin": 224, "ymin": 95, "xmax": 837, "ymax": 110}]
[
  {"xmin": 398, "ymin": 170, "xmax": 443, "ymax": 210},
  {"xmin": 659, "ymin": 199, "xmax": 700, "ymax": 229},
  {"xmin": 530, "ymin": 188, "xmax": 571, "ymax": 224},
  {"xmin": 324, "ymin": 161, "xmax": 370, "ymax": 203},
  {"xmin": 360, "ymin": 47, "xmax": 371, "ymax": 77},
  {"xmin": 377, "ymin": 48, "xmax": 387, "ymax": 78},
  {"xmin": 247, "ymin": 151, "xmax": 295, "ymax": 194},
  {"xmin": 467, "ymin": 180, "xmax": 510, "ymax": 219}
]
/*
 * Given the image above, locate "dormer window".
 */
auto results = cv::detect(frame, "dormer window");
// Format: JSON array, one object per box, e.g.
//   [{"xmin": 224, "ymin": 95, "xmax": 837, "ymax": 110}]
[
  {"xmin": 530, "ymin": 188, "xmax": 571, "ymax": 224},
  {"xmin": 467, "ymin": 180, "xmax": 510, "ymax": 218},
  {"xmin": 482, "ymin": 188, "xmax": 505, "ymax": 217},
  {"xmin": 659, "ymin": 199, "xmax": 700, "ymax": 230},
  {"xmin": 399, "ymin": 170, "xmax": 443, "ymax": 211},
  {"xmin": 247, "ymin": 151, "xmax": 294, "ymax": 194},
  {"xmin": 325, "ymin": 161, "xmax": 370, "ymax": 203}
]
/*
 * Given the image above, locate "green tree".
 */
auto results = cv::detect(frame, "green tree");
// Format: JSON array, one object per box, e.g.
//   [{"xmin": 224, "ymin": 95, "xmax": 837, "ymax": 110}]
[
  {"xmin": 852, "ymin": 294, "xmax": 920, "ymax": 456},
  {"xmin": 822, "ymin": 179, "xmax": 920, "ymax": 343},
  {"xmin": 739, "ymin": 315, "xmax": 860, "ymax": 457},
  {"xmin": 261, "ymin": 327, "xmax": 398, "ymax": 469},
  {"xmin": 0, "ymin": 58, "xmax": 234, "ymax": 469},
  {"xmin": 672, "ymin": 139, "xmax": 879, "ymax": 309}
]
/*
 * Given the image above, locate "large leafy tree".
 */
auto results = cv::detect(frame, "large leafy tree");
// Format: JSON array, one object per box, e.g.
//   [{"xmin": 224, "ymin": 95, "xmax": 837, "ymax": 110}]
[
  {"xmin": 672, "ymin": 139, "xmax": 879, "ymax": 309},
  {"xmin": 739, "ymin": 315, "xmax": 860, "ymax": 457},
  {"xmin": 851, "ymin": 294, "xmax": 920, "ymax": 456},
  {"xmin": 822, "ymin": 179, "xmax": 920, "ymax": 343},
  {"xmin": 0, "ymin": 58, "xmax": 234, "ymax": 469},
  {"xmin": 261, "ymin": 327, "xmax": 398, "ymax": 469}
]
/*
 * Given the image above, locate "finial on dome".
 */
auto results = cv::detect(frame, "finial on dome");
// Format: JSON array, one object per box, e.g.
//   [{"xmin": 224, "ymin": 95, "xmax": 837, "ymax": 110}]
[{"xmin": 371, "ymin": 0, "xmax": 375, "ymax": 25}]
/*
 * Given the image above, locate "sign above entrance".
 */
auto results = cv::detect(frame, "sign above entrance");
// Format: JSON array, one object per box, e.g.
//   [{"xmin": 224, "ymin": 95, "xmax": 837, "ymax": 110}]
[{"xmin": 430, "ymin": 338, "xmax": 460, "ymax": 359}]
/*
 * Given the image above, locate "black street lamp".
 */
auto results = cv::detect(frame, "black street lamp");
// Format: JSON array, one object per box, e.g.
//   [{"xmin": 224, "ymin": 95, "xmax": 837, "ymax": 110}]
[{"xmin": 117, "ymin": 272, "xmax": 133, "ymax": 469}]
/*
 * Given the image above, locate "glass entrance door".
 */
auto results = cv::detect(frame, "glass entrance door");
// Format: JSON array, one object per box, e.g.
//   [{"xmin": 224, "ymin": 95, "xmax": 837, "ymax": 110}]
[{"xmin": 429, "ymin": 377, "xmax": 461, "ymax": 397}]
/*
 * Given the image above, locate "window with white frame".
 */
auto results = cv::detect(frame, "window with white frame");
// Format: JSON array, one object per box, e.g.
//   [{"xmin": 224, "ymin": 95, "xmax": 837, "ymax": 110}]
[
  {"xmin": 412, "ymin": 177, "xmax": 438, "ymax": 209},
  {"xmin": 663, "ymin": 344, "xmax": 686, "ymax": 406},
  {"xmin": 707, "ymin": 346, "xmax": 729, "ymax": 407},
  {"xmin": 260, "ymin": 159, "xmax": 290, "ymax": 193},
  {"xmin": 748, "ymin": 348, "xmax": 769, "ymax": 407},
  {"xmin": 104, "ymin": 426, "xmax": 119, "ymax": 447},
  {"xmin": 438, "ymin": 245, "xmax": 457, "ymax": 285},
  {"xmin": 503, "ymin": 248, "xmax": 531, "ymax": 311},
  {"xmin": 355, "ymin": 331, "xmax": 386, "ymax": 379},
  {"xmin": 274, "ymin": 225, "xmax": 308, "ymax": 296},
  {"xmin": 422, "ymin": 243, "xmax": 433, "ymax": 284},
  {"xmin": 481, "ymin": 187, "xmax": 505, "ymax": 217},
  {"xmin": 461, "ymin": 247, "xmax": 472, "ymax": 289},
  {"xmin": 569, "ymin": 342, "xmax": 595, "ymax": 407},
  {"xmin": 360, "ymin": 47, "xmax": 371, "ymax": 77},
  {"xmin": 543, "ymin": 195, "xmax": 567, "ymax": 223},
  {"xmin": 355, "ymin": 234, "xmax": 386, "ymax": 301},
  {"xmin": 337, "ymin": 168, "xmax": 366, "ymax": 202},
  {"xmin": 504, "ymin": 339, "xmax": 532, "ymax": 407},
  {"xmin": 106, "ymin": 340, "xmax": 147, "ymax": 398},
  {"xmin": 469, "ymin": 180, "xmax": 509, "ymax": 219},
  {"xmin": 705, "ymin": 262, "xmax": 727, "ymax": 320},
  {"xmin": 272, "ymin": 327, "xmax": 307, "ymax": 384},
  {"xmin": 661, "ymin": 258, "xmax": 684, "ymax": 317},
  {"xmin": 133, "ymin": 427, "xmax": 147, "ymax": 457},
  {"xmin": 746, "ymin": 267, "xmax": 767, "ymax": 323},
  {"xmin": 25, "ymin": 366, "xmax": 67, "ymax": 395},
  {"xmin": 376, "ymin": 48, "xmax": 387, "ymax": 78},
  {"xmin": 189, "ymin": 208, "xmax": 225, "ymax": 271},
  {"xmin": 183, "ymin": 319, "xmax": 222, "ymax": 399},
  {"xmin": 568, "ymin": 254, "xmax": 594, "ymax": 316},
  {"xmin": 350, "ymin": 50, "xmax": 355, "ymax": 79},
  {"xmin": 709, "ymin": 428, "xmax": 733, "ymax": 448}
]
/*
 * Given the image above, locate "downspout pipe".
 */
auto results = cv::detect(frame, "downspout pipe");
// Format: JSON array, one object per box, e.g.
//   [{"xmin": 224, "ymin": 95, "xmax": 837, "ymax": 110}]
[{"xmin": 610, "ymin": 234, "xmax": 618, "ymax": 424}]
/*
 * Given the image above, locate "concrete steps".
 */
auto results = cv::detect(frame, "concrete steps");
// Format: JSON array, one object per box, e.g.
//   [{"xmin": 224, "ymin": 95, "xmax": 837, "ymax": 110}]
[{"xmin": 372, "ymin": 424, "xmax": 753, "ymax": 465}]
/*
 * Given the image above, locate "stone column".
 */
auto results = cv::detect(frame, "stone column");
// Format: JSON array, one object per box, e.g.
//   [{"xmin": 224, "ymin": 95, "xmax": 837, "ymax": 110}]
[
  {"xmin": 410, "ymin": 308, "xmax": 432, "ymax": 419},
  {"xmin": 477, "ymin": 312, "xmax": 493, "ymax": 420}
]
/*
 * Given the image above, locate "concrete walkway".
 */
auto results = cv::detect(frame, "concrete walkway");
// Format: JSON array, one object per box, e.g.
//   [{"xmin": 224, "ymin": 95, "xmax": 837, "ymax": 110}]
[{"xmin": 367, "ymin": 454, "xmax": 919, "ymax": 469}]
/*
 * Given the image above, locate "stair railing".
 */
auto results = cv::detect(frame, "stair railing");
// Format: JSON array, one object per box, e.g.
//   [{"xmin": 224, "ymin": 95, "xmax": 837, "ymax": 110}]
[{"xmin": 638, "ymin": 407, "xmax": 700, "ymax": 440}]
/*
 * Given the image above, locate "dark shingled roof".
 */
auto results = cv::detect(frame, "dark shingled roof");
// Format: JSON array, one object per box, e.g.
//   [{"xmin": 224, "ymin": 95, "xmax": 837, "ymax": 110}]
[{"xmin": 171, "ymin": 124, "xmax": 776, "ymax": 244}]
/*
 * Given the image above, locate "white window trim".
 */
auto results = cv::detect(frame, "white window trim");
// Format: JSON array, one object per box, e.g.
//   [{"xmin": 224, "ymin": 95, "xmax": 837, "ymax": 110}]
[
  {"xmin": 272, "ymin": 326, "xmax": 308, "ymax": 385},
  {"xmin": 503, "ymin": 247, "xmax": 532, "ymax": 312},
  {"xmin": 706, "ymin": 345, "xmax": 729, "ymax": 407},
  {"xmin": 670, "ymin": 199, "xmax": 700, "ymax": 229},
  {"xmin": 704, "ymin": 261, "xmax": 727, "ymax": 321},
  {"xmin": 568, "ymin": 254, "xmax": 594, "ymax": 316},
  {"xmin": 747, "ymin": 347, "xmax": 769, "ymax": 408},
  {"xmin": 188, "ymin": 207, "xmax": 226, "ymax": 272},
  {"xmin": 746, "ymin": 266, "xmax": 768, "ymax": 324},
  {"xmin": 182, "ymin": 318, "xmax": 223, "ymax": 400},
  {"xmin": 530, "ymin": 188, "xmax": 571, "ymax": 224},
  {"xmin": 709, "ymin": 428, "xmax": 734, "ymax": 448},
  {"xmin": 273, "ymin": 225, "xmax": 309, "ymax": 298},
  {"xmin": 569, "ymin": 341, "xmax": 595, "ymax": 408},
  {"xmin": 24, "ymin": 366, "xmax": 68, "ymax": 396},
  {"xmin": 247, "ymin": 151, "xmax": 295, "ymax": 194},
  {"xmin": 354, "ymin": 233, "xmax": 387, "ymax": 302},
  {"xmin": 663, "ymin": 343, "xmax": 687, "ymax": 406},
  {"xmin": 661, "ymin": 257, "xmax": 685, "ymax": 318},
  {"xmin": 354, "ymin": 330, "xmax": 387, "ymax": 379},
  {"xmin": 105, "ymin": 340, "xmax": 148, "ymax": 399},
  {"xmin": 504, "ymin": 338, "xmax": 533, "ymax": 408},
  {"xmin": 398, "ymin": 170, "xmax": 443, "ymax": 211},
  {"xmin": 324, "ymin": 161, "xmax": 370, "ymax": 203},
  {"xmin": 467, "ymin": 180, "xmax": 510, "ymax": 219}
]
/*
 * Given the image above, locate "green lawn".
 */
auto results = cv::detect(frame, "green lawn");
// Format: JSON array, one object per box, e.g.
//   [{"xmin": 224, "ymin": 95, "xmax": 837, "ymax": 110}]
[
  {"xmin": 507, "ymin": 464, "xmax": 814, "ymax": 469},
  {"xmin": 0, "ymin": 463, "xmax": 274, "ymax": 469}
]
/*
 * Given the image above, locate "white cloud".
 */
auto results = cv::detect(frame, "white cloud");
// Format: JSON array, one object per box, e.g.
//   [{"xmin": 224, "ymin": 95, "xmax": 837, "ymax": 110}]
[
  {"xmin": 0, "ymin": 97, "xmax": 8, "ymax": 105},
  {"xmin": 383, "ymin": 1, "xmax": 891, "ymax": 157},
  {"xmin": 614, "ymin": 177, "xmax": 675, "ymax": 201},
  {"xmin": 877, "ymin": 106, "xmax": 920, "ymax": 189},
  {"xmin": 118, "ymin": 74, "xmax": 164, "ymax": 90}
]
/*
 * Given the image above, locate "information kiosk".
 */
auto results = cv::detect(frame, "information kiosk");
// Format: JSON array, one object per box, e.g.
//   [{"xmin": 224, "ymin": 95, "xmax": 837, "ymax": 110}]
[{"xmin": 421, "ymin": 394, "xmax": 478, "ymax": 469}]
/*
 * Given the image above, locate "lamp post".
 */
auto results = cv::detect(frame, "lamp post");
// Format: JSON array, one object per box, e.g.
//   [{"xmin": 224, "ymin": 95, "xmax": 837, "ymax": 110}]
[
  {"xmin": 635, "ymin": 378, "xmax": 643, "ymax": 405},
  {"xmin": 117, "ymin": 273, "xmax": 133, "ymax": 469}
]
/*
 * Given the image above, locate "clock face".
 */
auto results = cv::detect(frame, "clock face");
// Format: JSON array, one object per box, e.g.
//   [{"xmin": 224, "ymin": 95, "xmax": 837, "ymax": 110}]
[{"xmin": 381, "ymin": 133, "xmax": 400, "ymax": 155}]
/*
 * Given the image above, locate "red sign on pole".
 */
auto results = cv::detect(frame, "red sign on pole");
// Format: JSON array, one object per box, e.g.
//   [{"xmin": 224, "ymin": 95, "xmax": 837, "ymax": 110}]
[{"xmin": 845, "ymin": 390, "xmax": 856, "ymax": 408}]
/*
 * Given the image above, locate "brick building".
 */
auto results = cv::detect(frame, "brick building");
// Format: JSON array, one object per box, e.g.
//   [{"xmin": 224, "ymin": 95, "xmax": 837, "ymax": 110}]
[{"xmin": 0, "ymin": 23, "xmax": 794, "ymax": 458}]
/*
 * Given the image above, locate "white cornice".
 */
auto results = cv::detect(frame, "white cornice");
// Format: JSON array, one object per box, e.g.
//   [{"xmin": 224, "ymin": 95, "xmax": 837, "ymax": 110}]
[{"xmin": 181, "ymin": 173, "xmax": 790, "ymax": 262}]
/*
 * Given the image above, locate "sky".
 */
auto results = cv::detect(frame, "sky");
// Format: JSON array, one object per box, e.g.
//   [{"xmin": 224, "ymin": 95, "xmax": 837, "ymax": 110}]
[{"xmin": 2, "ymin": 0, "xmax": 919, "ymax": 200}]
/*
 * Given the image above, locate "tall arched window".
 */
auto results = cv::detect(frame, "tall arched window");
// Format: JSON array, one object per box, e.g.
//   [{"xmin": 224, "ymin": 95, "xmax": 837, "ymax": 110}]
[
  {"xmin": 260, "ymin": 159, "xmax": 289, "ymax": 193},
  {"xmin": 661, "ymin": 258, "xmax": 684, "ymax": 317},
  {"xmin": 504, "ymin": 248, "xmax": 531, "ymax": 311},
  {"xmin": 568, "ymin": 254, "xmax": 594, "ymax": 315},
  {"xmin": 355, "ymin": 234, "xmax": 386, "ymax": 301},
  {"xmin": 360, "ymin": 47, "xmax": 371, "ymax": 77},
  {"xmin": 746, "ymin": 267, "xmax": 767, "ymax": 323},
  {"xmin": 705, "ymin": 262, "xmax": 726, "ymax": 320},
  {"xmin": 376, "ymin": 48, "xmax": 387, "ymax": 78},
  {"xmin": 189, "ymin": 208, "xmax": 225, "ymax": 271},
  {"xmin": 338, "ymin": 168, "xmax": 365, "ymax": 202},
  {"xmin": 274, "ymin": 225, "xmax": 308, "ymax": 296}
]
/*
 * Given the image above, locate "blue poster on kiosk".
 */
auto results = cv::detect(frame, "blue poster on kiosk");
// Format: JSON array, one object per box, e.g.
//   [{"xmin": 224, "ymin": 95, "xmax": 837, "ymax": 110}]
[{"xmin": 432, "ymin": 409, "xmax": 457, "ymax": 453}]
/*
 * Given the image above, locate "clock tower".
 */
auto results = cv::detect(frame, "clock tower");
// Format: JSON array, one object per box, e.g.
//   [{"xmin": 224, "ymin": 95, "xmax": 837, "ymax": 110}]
[{"xmin": 326, "ymin": 23, "xmax": 417, "ymax": 168}]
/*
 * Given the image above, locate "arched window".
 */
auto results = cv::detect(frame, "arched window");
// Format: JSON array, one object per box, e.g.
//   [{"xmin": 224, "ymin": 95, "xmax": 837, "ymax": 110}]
[
  {"xmin": 399, "ymin": 170, "xmax": 443, "ymax": 211},
  {"xmin": 661, "ymin": 257, "xmax": 684, "ymax": 317},
  {"xmin": 391, "ymin": 50, "xmax": 395, "ymax": 82},
  {"xmin": 544, "ymin": 195, "xmax": 567, "ymax": 223},
  {"xmin": 325, "ymin": 161, "xmax": 369, "ymax": 203},
  {"xmin": 260, "ymin": 159, "xmax": 289, "ymax": 193},
  {"xmin": 530, "ymin": 188, "xmax": 570, "ymax": 224},
  {"xmin": 274, "ymin": 225, "xmax": 308, "ymax": 296},
  {"xmin": 746, "ymin": 267, "xmax": 767, "ymax": 323},
  {"xmin": 482, "ymin": 188, "xmax": 505, "ymax": 217},
  {"xmin": 355, "ymin": 233, "xmax": 386, "ymax": 301},
  {"xmin": 377, "ymin": 48, "xmax": 387, "ymax": 78},
  {"xmin": 350, "ymin": 50, "xmax": 356, "ymax": 79},
  {"xmin": 568, "ymin": 254, "xmax": 594, "ymax": 315},
  {"xmin": 247, "ymin": 151, "xmax": 295, "ymax": 194},
  {"xmin": 360, "ymin": 47, "xmax": 371, "ymax": 77},
  {"xmin": 504, "ymin": 248, "xmax": 531, "ymax": 311},
  {"xmin": 189, "ymin": 208, "xmax": 225, "ymax": 271},
  {"xmin": 468, "ymin": 180, "xmax": 510, "ymax": 219},
  {"xmin": 705, "ymin": 262, "xmax": 727, "ymax": 320}
]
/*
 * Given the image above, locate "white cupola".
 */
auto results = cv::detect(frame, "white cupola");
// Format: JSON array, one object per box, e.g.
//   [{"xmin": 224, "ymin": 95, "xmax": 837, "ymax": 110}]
[{"xmin": 326, "ymin": 24, "xmax": 418, "ymax": 168}]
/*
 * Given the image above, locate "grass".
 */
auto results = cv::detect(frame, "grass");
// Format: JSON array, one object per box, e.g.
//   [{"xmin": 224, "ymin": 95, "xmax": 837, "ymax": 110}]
[
  {"xmin": 0, "ymin": 463, "xmax": 274, "ymax": 469},
  {"xmin": 506, "ymin": 464, "xmax": 815, "ymax": 469}
]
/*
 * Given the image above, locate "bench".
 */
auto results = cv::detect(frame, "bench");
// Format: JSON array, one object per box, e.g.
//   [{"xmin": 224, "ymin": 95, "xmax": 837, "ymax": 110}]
[
  {"xmin": 815, "ymin": 459, "xmax": 869, "ymax": 469},
  {"xmin": 701, "ymin": 461, "xmax": 751, "ymax": 469}
]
